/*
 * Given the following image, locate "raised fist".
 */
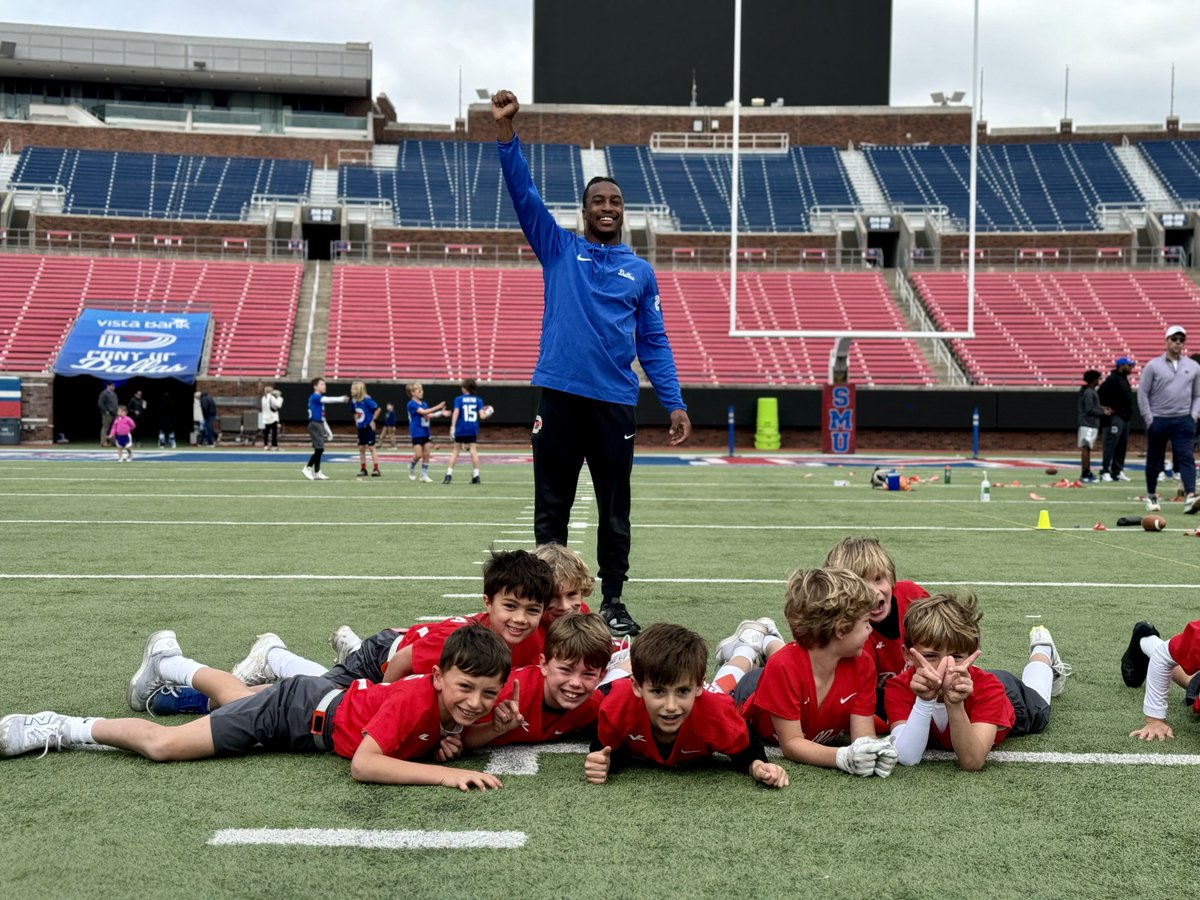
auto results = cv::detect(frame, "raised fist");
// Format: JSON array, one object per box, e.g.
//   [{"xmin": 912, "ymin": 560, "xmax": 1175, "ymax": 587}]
[{"xmin": 492, "ymin": 90, "xmax": 519, "ymax": 121}]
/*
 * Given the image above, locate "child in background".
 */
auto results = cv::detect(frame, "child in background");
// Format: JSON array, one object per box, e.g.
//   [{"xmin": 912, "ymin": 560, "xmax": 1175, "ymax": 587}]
[
  {"xmin": 350, "ymin": 381, "xmax": 381, "ymax": 478},
  {"xmin": 533, "ymin": 543, "xmax": 594, "ymax": 629},
  {"xmin": 443, "ymin": 378, "xmax": 485, "ymax": 485},
  {"xmin": 406, "ymin": 382, "xmax": 446, "ymax": 483},
  {"xmin": 381, "ymin": 402, "xmax": 399, "ymax": 449},
  {"xmin": 885, "ymin": 593, "xmax": 1070, "ymax": 771},
  {"xmin": 0, "ymin": 626, "xmax": 509, "ymax": 791},
  {"xmin": 1122, "ymin": 619, "xmax": 1200, "ymax": 741},
  {"xmin": 303, "ymin": 377, "xmax": 348, "ymax": 481},
  {"xmin": 109, "ymin": 404, "xmax": 136, "ymax": 463},
  {"xmin": 584, "ymin": 623, "xmax": 789, "ymax": 788},
  {"xmin": 711, "ymin": 568, "xmax": 897, "ymax": 777}
]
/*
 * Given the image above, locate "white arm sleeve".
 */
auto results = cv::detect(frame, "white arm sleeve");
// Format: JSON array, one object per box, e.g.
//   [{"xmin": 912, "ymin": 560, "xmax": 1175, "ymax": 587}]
[
  {"xmin": 320, "ymin": 396, "xmax": 348, "ymax": 405},
  {"xmin": 891, "ymin": 697, "xmax": 938, "ymax": 765},
  {"xmin": 1143, "ymin": 642, "xmax": 1178, "ymax": 720}
]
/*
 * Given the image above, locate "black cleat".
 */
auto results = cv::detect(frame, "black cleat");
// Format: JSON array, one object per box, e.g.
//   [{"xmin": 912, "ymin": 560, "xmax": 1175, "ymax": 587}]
[
  {"xmin": 371, "ymin": 468, "xmax": 381, "ymax": 477},
  {"xmin": 1186, "ymin": 672, "xmax": 1200, "ymax": 714},
  {"xmin": 356, "ymin": 469, "xmax": 368, "ymax": 478},
  {"xmin": 442, "ymin": 474, "xmax": 452, "ymax": 484},
  {"xmin": 471, "ymin": 475, "xmax": 481, "ymax": 484},
  {"xmin": 600, "ymin": 598, "xmax": 641, "ymax": 638},
  {"xmin": 1121, "ymin": 621, "xmax": 1160, "ymax": 687}
]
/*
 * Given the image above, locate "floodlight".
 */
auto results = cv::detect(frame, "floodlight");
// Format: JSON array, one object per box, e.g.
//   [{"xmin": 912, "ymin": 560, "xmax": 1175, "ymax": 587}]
[{"xmin": 475, "ymin": 88, "xmax": 489, "ymax": 100}]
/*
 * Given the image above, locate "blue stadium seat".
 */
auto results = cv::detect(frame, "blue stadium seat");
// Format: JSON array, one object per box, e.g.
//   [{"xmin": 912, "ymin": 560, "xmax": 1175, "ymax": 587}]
[{"xmin": 1139, "ymin": 140, "xmax": 1200, "ymax": 202}]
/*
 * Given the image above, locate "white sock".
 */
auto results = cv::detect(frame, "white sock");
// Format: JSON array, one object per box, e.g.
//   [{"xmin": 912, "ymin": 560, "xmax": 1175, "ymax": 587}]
[
  {"xmin": 1022, "ymin": 660, "xmax": 1053, "ymax": 705},
  {"xmin": 714, "ymin": 662, "xmax": 747, "ymax": 688},
  {"xmin": 157, "ymin": 655, "xmax": 205, "ymax": 687},
  {"xmin": 472, "ymin": 468, "xmax": 479, "ymax": 477},
  {"xmin": 763, "ymin": 637, "xmax": 786, "ymax": 656},
  {"xmin": 63, "ymin": 716, "xmax": 102, "ymax": 745},
  {"xmin": 445, "ymin": 467, "xmax": 453, "ymax": 476},
  {"xmin": 1031, "ymin": 644, "xmax": 1054, "ymax": 663},
  {"xmin": 732, "ymin": 645, "xmax": 758, "ymax": 666},
  {"xmin": 267, "ymin": 648, "xmax": 328, "ymax": 678},
  {"xmin": 1141, "ymin": 635, "xmax": 1166, "ymax": 657}
]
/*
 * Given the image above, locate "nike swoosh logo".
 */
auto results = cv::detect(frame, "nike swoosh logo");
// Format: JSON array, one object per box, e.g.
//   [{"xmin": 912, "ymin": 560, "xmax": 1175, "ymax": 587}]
[
  {"xmin": 624, "ymin": 433, "xmax": 636, "ymax": 440},
  {"xmin": 576, "ymin": 254, "xmax": 591, "ymax": 262},
  {"xmin": 839, "ymin": 693, "xmax": 857, "ymax": 704}
]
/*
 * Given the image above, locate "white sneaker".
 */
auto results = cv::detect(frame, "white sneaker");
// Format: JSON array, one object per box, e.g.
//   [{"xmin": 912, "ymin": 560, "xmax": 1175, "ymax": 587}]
[
  {"xmin": 0, "ymin": 712, "xmax": 93, "ymax": 757},
  {"xmin": 1100, "ymin": 473, "xmax": 1113, "ymax": 483},
  {"xmin": 302, "ymin": 466, "xmax": 315, "ymax": 480},
  {"xmin": 420, "ymin": 474, "xmax": 434, "ymax": 483},
  {"xmin": 232, "ymin": 633, "xmax": 285, "ymax": 686},
  {"xmin": 755, "ymin": 616, "xmax": 785, "ymax": 645},
  {"xmin": 1116, "ymin": 472, "xmax": 1131, "ymax": 482},
  {"xmin": 127, "ymin": 630, "xmax": 182, "ymax": 711},
  {"xmin": 1146, "ymin": 494, "xmax": 1162, "ymax": 512},
  {"xmin": 314, "ymin": 471, "xmax": 330, "ymax": 480},
  {"xmin": 408, "ymin": 464, "xmax": 416, "ymax": 481},
  {"xmin": 1186, "ymin": 494, "xmax": 1200, "ymax": 515},
  {"xmin": 329, "ymin": 625, "xmax": 363, "ymax": 665},
  {"xmin": 715, "ymin": 619, "xmax": 772, "ymax": 667},
  {"xmin": 1029, "ymin": 625, "xmax": 1072, "ymax": 696}
]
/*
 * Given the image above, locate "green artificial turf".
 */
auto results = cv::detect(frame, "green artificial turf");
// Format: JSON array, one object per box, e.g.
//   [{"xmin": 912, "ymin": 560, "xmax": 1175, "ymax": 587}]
[{"xmin": 1, "ymin": 455, "xmax": 1198, "ymax": 899}]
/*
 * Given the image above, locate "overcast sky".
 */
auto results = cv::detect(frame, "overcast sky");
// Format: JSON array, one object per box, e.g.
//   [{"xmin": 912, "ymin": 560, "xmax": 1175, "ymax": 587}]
[{"xmin": 15, "ymin": 1, "xmax": 1200, "ymax": 128}]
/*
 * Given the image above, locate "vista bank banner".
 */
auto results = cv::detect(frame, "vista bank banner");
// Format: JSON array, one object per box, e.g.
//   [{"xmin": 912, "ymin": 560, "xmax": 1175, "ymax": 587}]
[{"xmin": 54, "ymin": 310, "xmax": 211, "ymax": 381}]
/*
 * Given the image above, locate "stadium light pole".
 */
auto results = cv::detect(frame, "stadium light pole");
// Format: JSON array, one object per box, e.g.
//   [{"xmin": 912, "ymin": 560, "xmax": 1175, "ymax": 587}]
[
  {"xmin": 966, "ymin": 0, "xmax": 979, "ymax": 340},
  {"xmin": 728, "ymin": 0, "xmax": 742, "ymax": 337}
]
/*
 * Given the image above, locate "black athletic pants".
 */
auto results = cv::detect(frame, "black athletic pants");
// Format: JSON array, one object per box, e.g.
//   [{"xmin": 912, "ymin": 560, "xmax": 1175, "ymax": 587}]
[{"xmin": 531, "ymin": 388, "xmax": 635, "ymax": 600}]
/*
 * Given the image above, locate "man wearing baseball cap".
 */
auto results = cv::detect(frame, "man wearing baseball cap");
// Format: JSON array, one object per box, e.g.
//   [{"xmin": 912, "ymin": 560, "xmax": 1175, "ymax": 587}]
[
  {"xmin": 1098, "ymin": 356, "xmax": 1136, "ymax": 482},
  {"xmin": 1137, "ymin": 326, "xmax": 1200, "ymax": 513}
]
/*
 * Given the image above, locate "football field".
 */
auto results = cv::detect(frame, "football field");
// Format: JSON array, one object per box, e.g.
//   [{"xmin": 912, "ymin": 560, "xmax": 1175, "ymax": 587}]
[{"xmin": 1, "ymin": 448, "xmax": 1198, "ymax": 899}]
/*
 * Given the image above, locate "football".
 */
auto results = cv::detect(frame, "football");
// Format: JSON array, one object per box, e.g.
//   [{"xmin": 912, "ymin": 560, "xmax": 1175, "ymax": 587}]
[
  {"xmin": 479, "ymin": 405, "xmax": 495, "ymax": 420},
  {"xmin": 1045, "ymin": 467, "xmax": 1058, "ymax": 475},
  {"xmin": 1143, "ymin": 515, "xmax": 1166, "ymax": 531}
]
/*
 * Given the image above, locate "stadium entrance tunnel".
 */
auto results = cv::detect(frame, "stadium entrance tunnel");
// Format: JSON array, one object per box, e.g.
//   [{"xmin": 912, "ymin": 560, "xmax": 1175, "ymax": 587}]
[{"xmin": 303, "ymin": 223, "xmax": 340, "ymax": 260}]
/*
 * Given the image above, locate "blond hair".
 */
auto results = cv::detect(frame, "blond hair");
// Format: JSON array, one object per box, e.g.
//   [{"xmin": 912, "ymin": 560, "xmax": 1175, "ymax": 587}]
[
  {"xmin": 902, "ymin": 593, "xmax": 983, "ymax": 657},
  {"xmin": 823, "ymin": 536, "xmax": 896, "ymax": 585},
  {"xmin": 405, "ymin": 382, "xmax": 422, "ymax": 397},
  {"xmin": 350, "ymin": 381, "xmax": 367, "ymax": 402},
  {"xmin": 533, "ymin": 543, "xmax": 595, "ymax": 597},
  {"xmin": 783, "ymin": 567, "xmax": 876, "ymax": 648},
  {"xmin": 543, "ymin": 613, "xmax": 612, "ymax": 670}
]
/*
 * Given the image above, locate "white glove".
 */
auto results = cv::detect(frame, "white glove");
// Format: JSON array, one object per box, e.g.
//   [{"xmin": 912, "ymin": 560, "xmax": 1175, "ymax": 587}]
[
  {"xmin": 868, "ymin": 736, "xmax": 899, "ymax": 778},
  {"xmin": 835, "ymin": 736, "xmax": 881, "ymax": 776},
  {"xmin": 322, "ymin": 420, "xmax": 333, "ymax": 441}
]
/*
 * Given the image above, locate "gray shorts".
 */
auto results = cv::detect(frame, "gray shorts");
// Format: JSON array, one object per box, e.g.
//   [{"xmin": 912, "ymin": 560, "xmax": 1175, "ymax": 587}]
[
  {"xmin": 209, "ymin": 674, "xmax": 342, "ymax": 755},
  {"xmin": 324, "ymin": 629, "xmax": 406, "ymax": 687},
  {"xmin": 308, "ymin": 421, "xmax": 326, "ymax": 450},
  {"xmin": 988, "ymin": 668, "xmax": 1051, "ymax": 738}
]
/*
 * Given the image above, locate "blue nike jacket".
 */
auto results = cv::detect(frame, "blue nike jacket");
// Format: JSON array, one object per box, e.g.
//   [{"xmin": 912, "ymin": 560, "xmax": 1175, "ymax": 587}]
[{"xmin": 498, "ymin": 135, "xmax": 685, "ymax": 412}]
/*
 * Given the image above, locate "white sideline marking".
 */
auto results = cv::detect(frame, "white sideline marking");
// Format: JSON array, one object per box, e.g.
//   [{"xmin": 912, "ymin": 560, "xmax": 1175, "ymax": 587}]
[
  {"xmin": 486, "ymin": 743, "xmax": 591, "ymax": 775},
  {"xmin": 924, "ymin": 750, "xmax": 1200, "ymax": 766},
  {"xmin": 0, "ymin": 519, "xmax": 533, "ymax": 528},
  {"xmin": 208, "ymin": 828, "xmax": 526, "ymax": 849}
]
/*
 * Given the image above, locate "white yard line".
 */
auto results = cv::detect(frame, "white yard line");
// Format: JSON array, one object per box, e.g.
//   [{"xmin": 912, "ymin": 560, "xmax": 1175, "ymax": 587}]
[{"xmin": 209, "ymin": 828, "xmax": 525, "ymax": 849}]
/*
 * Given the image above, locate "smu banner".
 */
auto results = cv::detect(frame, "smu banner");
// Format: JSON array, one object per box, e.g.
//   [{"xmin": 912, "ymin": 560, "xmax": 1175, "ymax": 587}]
[
  {"xmin": 54, "ymin": 310, "xmax": 210, "ymax": 381},
  {"xmin": 821, "ymin": 383, "xmax": 856, "ymax": 454}
]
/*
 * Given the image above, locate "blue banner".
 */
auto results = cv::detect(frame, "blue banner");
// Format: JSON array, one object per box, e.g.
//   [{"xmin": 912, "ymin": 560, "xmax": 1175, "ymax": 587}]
[{"xmin": 54, "ymin": 310, "xmax": 211, "ymax": 381}]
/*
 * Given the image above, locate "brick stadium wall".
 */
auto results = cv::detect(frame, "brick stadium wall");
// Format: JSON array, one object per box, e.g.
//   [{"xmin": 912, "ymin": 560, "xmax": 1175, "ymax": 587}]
[
  {"xmin": 30, "ymin": 216, "xmax": 268, "ymax": 241},
  {"xmin": 938, "ymin": 231, "xmax": 1136, "ymax": 253},
  {"xmin": 2, "ymin": 122, "xmax": 370, "ymax": 167},
  {"xmin": 372, "ymin": 227, "xmax": 530, "ymax": 248}
]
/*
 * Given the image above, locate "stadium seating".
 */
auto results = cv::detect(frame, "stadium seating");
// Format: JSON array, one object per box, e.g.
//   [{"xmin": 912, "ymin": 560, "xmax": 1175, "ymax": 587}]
[
  {"xmin": 864, "ymin": 143, "xmax": 1141, "ymax": 231},
  {"xmin": 9, "ymin": 147, "xmax": 311, "ymax": 220},
  {"xmin": 338, "ymin": 140, "xmax": 584, "ymax": 228},
  {"xmin": 0, "ymin": 254, "xmax": 302, "ymax": 376},
  {"xmin": 911, "ymin": 269, "xmax": 1200, "ymax": 386},
  {"xmin": 328, "ymin": 266, "xmax": 932, "ymax": 386},
  {"xmin": 604, "ymin": 146, "xmax": 857, "ymax": 232},
  {"xmin": 1138, "ymin": 140, "xmax": 1200, "ymax": 202}
]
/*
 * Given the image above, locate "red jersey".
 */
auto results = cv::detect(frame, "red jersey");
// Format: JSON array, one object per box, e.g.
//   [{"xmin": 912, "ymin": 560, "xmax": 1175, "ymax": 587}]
[
  {"xmin": 486, "ymin": 665, "xmax": 602, "ymax": 746},
  {"xmin": 398, "ymin": 612, "xmax": 544, "ymax": 673},
  {"xmin": 329, "ymin": 675, "xmax": 446, "ymax": 760},
  {"xmin": 1168, "ymin": 619, "xmax": 1200, "ymax": 673},
  {"xmin": 865, "ymin": 580, "xmax": 929, "ymax": 682},
  {"xmin": 884, "ymin": 665, "xmax": 1015, "ymax": 748},
  {"xmin": 597, "ymin": 679, "xmax": 750, "ymax": 766},
  {"xmin": 739, "ymin": 642, "xmax": 876, "ymax": 745}
]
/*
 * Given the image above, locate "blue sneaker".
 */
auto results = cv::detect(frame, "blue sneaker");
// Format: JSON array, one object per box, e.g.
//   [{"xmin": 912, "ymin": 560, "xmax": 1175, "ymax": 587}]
[{"xmin": 147, "ymin": 685, "xmax": 211, "ymax": 718}]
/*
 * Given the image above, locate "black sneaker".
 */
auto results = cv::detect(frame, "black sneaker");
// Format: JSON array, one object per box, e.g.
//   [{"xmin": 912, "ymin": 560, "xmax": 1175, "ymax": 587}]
[
  {"xmin": 1121, "ymin": 621, "xmax": 1160, "ymax": 687},
  {"xmin": 357, "ymin": 469, "xmax": 368, "ymax": 478},
  {"xmin": 1185, "ymin": 672, "xmax": 1200, "ymax": 713},
  {"xmin": 371, "ymin": 468, "xmax": 382, "ymax": 477},
  {"xmin": 471, "ymin": 475, "xmax": 481, "ymax": 484},
  {"xmin": 442, "ymin": 474, "xmax": 452, "ymax": 484},
  {"xmin": 600, "ymin": 598, "xmax": 641, "ymax": 638}
]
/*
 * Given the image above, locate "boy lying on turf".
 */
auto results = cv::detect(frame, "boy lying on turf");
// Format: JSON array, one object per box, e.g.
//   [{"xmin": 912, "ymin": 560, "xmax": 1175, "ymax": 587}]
[
  {"xmin": 711, "ymin": 567, "xmax": 896, "ymax": 777},
  {"xmin": 886, "ymin": 593, "xmax": 1071, "ymax": 771},
  {"xmin": 0, "ymin": 626, "xmax": 511, "ymax": 790},
  {"xmin": 462, "ymin": 612, "xmax": 611, "ymax": 749},
  {"xmin": 1122, "ymin": 619, "xmax": 1200, "ymax": 740},
  {"xmin": 583, "ymin": 623, "xmax": 789, "ymax": 788}
]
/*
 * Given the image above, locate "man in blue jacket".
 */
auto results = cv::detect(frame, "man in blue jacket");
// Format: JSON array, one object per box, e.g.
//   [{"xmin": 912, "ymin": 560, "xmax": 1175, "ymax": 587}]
[{"xmin": 494, "ymin": 89, "xmax": 691, "ymax": 637}]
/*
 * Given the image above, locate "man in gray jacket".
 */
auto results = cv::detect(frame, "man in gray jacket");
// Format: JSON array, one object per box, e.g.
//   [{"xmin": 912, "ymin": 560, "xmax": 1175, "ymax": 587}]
[
  {"xmin": 1137, "ymin": 325, "xmax": 1200, "ymax": 513},
  {"xmin": 1077, "ymin": 369, "xmax": 1103, "ymax": 483},
  {"xmin": 97, "ymin": 381, "xmax": 118, "ymax": 447}
]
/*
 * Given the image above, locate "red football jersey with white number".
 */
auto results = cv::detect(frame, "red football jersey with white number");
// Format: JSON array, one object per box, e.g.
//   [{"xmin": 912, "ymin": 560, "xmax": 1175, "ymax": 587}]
[
  {"xmin": 330, "ymin": 675, "xmax": 445, "ymax": 760},
  {"xmin": 884, "ymin": 665, "xmax": 1015, "ymax": 747},
  {"xmin": 739, "ymin": 642, "xmax": 876, "ymax": 745},
  {"xmin": 398, "ymin": 612, "xmax": 544, "ymax": 674},
  {"xmin": 1168, "ymin": 619, "xmax": 1200, "ymax": 673},
  {"xmin": 864, "ymin": 581, "xmax": 929, "ymax": 682},
  {"xmin": 485, "ymin": 665, "xmax": 602, "ymax": 746},
  {"xmin": 597, "ymin": 678, "xmax": 750, "ymax": 766}
]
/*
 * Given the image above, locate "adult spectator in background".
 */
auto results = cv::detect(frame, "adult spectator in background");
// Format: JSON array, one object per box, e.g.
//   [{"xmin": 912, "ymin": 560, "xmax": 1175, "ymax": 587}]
[
  {"xmin": 1077, "ymin": 369, "xmax": 1103, "ymax": 483},
  {"xmin": 493, "ymin": 88, "xmax": 691, "ymax": 638},
  {"xmin": 197, "ymin": 391, "xmax": 218, "ymax": 446},
  {"xmin": 1138, "ymin": 325, "xmax": 1200, "ymax": 514},
  {"xmin": 1099, "ymin": 356, "xmax": 1135, "ymax": 483},
  {"xmin": 261, "ymin": 384, "xmax": 283, "ymax": 451},
  {"xmin": 97, "ymin": 381, "xmax": 118, "ymax": 447},
  {"xmin": 127, "ymin": 390, "xmax": 146, "ymax": 447}
]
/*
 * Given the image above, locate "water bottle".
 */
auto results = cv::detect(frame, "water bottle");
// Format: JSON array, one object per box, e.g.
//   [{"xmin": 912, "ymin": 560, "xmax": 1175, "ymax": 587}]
[
  {"xmin": 944, "ymin": 464, "xmax": 952, "ymax": 484},
  {"xmin": 980, "ymin": 471, "xmax": 991, "ymax": 502}
]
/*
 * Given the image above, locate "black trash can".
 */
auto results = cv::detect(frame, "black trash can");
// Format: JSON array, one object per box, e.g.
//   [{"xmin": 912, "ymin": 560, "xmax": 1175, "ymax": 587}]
[{"xmin": 0, "ymin": 419, "xmax": 19, "ymax": 444}]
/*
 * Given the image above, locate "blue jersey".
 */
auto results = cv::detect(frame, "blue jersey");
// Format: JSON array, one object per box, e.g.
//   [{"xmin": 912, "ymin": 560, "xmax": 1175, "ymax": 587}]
[
  {"xmin": 383, "ymin": 409, "xmax": 397, "ymax": 427},
  {"xmin": 353, "ymin": 396, "xmax": 379, "ymax": 430},
  {"xmin": 498, "ymin": 134, "xmax": 685, "ymax": 412},
  {"xmin": 454, "ymin": 394, "xmax": 484, "ymax": 439},
  {"xmin": 407, "ymin": 398, "xmax": 432, "ymax": 439},
  {"xmin": 307, "ymin": 391, "xmax": 324, "ymax": 422}
]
